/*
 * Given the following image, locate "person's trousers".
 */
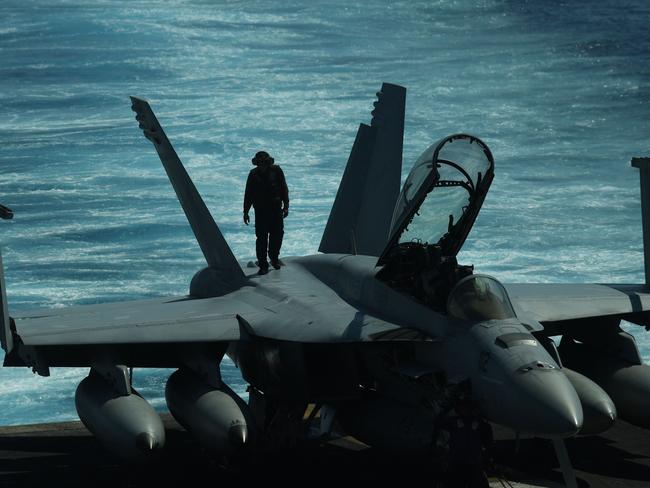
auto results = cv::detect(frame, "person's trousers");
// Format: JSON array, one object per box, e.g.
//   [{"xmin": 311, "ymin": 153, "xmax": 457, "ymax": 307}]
[{"xmin": 255, "ymin": 208, "xmax": 284, "ymax": 267}]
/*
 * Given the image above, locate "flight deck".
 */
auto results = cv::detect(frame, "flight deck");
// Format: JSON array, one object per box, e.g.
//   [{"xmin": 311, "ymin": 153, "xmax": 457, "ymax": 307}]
[{"xmin": 0, "ymin": 415, "xmax": 648, "ymax": 487}]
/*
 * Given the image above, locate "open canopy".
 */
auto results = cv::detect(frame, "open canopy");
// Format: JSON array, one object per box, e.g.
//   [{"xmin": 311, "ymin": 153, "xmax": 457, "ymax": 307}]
[{"xmin": 378, "ymin": 134, "xmax": 494, "ymax": 263}]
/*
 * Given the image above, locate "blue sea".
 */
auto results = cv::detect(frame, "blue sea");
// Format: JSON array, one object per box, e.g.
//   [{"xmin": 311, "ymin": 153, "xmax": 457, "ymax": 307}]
[{"xmin": 1, "ymin": 0, "xmax": 649, "ymax": 426}]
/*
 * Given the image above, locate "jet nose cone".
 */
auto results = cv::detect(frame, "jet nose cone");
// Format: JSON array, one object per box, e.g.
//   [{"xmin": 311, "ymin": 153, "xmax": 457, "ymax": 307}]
[
  {"xmin": 580, "ymin": 396, "xmax": 617, "ymax": 435},
  {"xmin": 516, "ymin": 370, "xmax": 584, "ymax": 438},
  {"xmin": 135, "ymin": 432, "xmax": 160, "ymax": 452},
  {"xmin": 544, "ymin": 398, "xmax": 583, "ymax": 438},
  {"xmin": 228, "ymin": 424, "xmax": 249, "ymax": 448},
  {"xmin": 479, "ymin": 368, "xmax": 583, "ymax": 438},
  {"xmin": 562, "ymin": 366, "xmax": 616, "ymax": 435}
]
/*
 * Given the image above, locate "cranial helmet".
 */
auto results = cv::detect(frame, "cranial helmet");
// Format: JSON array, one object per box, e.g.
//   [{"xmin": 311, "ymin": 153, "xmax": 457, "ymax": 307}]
[{"xmin": 252, "ymin": 151, "xmax": 274, "ymax": 165}]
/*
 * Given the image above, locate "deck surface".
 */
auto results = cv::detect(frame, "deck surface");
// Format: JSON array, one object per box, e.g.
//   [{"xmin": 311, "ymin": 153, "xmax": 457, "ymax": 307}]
[{"xmin": 0, "ymin": 415, "xmax": 648, "ymax": 487}]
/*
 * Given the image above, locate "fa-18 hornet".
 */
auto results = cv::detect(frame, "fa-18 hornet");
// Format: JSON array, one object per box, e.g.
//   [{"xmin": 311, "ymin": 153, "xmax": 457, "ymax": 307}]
[{"xmin": 3, "ymin": 84, "xmax": 650, "ymax": 475}]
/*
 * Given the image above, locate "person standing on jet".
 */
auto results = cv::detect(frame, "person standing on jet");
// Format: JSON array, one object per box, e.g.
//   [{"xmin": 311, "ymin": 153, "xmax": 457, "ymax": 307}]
[{"xmin": 243, "ymin": 151, "xmax": 289, "ymax": 274}]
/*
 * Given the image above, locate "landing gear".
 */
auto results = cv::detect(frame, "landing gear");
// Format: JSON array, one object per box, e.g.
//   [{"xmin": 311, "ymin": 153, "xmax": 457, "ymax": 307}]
[{"xmin": 248, "ymin": 387, "xmax": 311, "ymax": 448}]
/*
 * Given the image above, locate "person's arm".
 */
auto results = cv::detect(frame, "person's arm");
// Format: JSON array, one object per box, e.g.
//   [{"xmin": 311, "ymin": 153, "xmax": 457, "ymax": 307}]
[
  {"xmin": 277, "ymin": 166, "xmax": 289, "ymax": 216},
  {"xmin": 243, "ymin": 172, "xmax": 253, "ymax": 224}
]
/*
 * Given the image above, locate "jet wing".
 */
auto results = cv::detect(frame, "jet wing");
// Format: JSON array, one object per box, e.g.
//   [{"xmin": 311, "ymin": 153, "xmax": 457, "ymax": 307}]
[
  {"xmin": 13, "ymin": 294, "xmax": 252, "ymax": 346},
  {"xmin": 504, "ymin": 283, "xmax": 650, "ymax": 326},
  {"xmin": 5, "ymin": 292, "xmax": 405, "ymax": 371},
  {"xmin": 8, "ymin": 261, "xmax": 406, "ymax": 368},
  {"xmin": 12, "ymin": 292, "xmax": 401, "ymax": 349}
]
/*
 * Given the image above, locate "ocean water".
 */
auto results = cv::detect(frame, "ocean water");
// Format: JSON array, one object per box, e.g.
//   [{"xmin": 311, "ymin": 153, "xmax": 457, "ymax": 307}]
[{"xmin": 1, "ymin": 0, "xmax": 649, "ymax": 426}]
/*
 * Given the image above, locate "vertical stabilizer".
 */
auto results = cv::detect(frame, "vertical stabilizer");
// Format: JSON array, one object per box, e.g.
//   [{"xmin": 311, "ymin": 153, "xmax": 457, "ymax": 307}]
[
  {"xmin": 632, "ymin": 157, "xmax": 650, "ymax": 286},
  {"xmin": 0, "ymin": 249, "xmax": 12, "ymax": 354},
  {"xmin": 130, "ymin": 97, "xmax": 245, "ymax": 288},
  {"xmin": 319, "ymin": 83, "xmax": 406, "ymax": 256}
]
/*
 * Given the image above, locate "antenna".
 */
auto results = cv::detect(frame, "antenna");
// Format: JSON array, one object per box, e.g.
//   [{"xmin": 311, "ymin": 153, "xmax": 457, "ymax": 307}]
[
  {"xmin": 0, "ymin": 249, "xmax": 12, "ymax": 353},
  {"xmin": 632, "ymin": 157, "xmax": 650, "ymax": 286}
]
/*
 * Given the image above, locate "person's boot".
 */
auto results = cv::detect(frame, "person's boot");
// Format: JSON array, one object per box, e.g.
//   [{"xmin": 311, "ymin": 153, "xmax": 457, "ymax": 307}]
[
  {"xmin": 258, "ymin": 262, "xmax": 269, "ymax": 275},
  {"xmin": 270, "ymin": 259, "xmax": 281, "ymax": 270}
]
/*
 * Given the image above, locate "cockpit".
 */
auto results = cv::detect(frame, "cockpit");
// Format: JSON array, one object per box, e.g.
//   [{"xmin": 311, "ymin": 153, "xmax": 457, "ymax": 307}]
[
  {"xmin": 447, "ymin": 275, "xmax": 516, "ymax": 321},
  {"xmin": 392, "ymin": 135, "xmax": 493, "ymax": 254},
  {"xmin": 377, "ymin": 134, "xmax": 495, "ymax": 314}
]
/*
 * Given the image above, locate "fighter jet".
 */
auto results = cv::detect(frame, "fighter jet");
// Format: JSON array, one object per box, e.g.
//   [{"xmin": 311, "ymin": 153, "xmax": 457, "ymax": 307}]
[{"xmin": 3, "ymin": 84, "xmax": 650, "ymax": 481}]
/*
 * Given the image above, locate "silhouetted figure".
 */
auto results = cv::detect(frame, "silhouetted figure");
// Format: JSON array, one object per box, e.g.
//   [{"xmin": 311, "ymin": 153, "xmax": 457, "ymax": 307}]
[
  {"xmin": 244, "ymin": 151, "xmax": 289, "ymax": 274},
  {"xmin": 437, "ymin": 396, "xmax": 493, "ymax": 488}
]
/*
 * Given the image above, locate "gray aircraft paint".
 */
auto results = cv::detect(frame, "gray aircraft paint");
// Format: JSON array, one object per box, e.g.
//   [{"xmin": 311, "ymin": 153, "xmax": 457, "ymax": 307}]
[
  {"xmin": 130, "ymin": 96, "xmax": 246, "ymax": 296},
  {"xmin": 75, "ymin": 373, "xmax": 165, "ymax": 460},
  {"xmin": 562, "ymin": 368, "xmax": 616, "ymax": 436},
  {"xmin": 165, "ymin": 369, "xmax": 254, "ymax": 453},
  {"xmin": 319, "ymin": 83, "xmax": 405, "ymax": 256}
]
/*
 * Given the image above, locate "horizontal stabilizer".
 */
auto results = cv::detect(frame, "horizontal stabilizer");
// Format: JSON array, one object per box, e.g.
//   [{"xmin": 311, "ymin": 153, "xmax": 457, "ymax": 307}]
[
  {"xmin": 319, "ymin": 83, "xmax": 406, "ymax": 256},
  {"xmin": 130, "ymin": 97, "xmax": 245, "ymax": 289}
]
